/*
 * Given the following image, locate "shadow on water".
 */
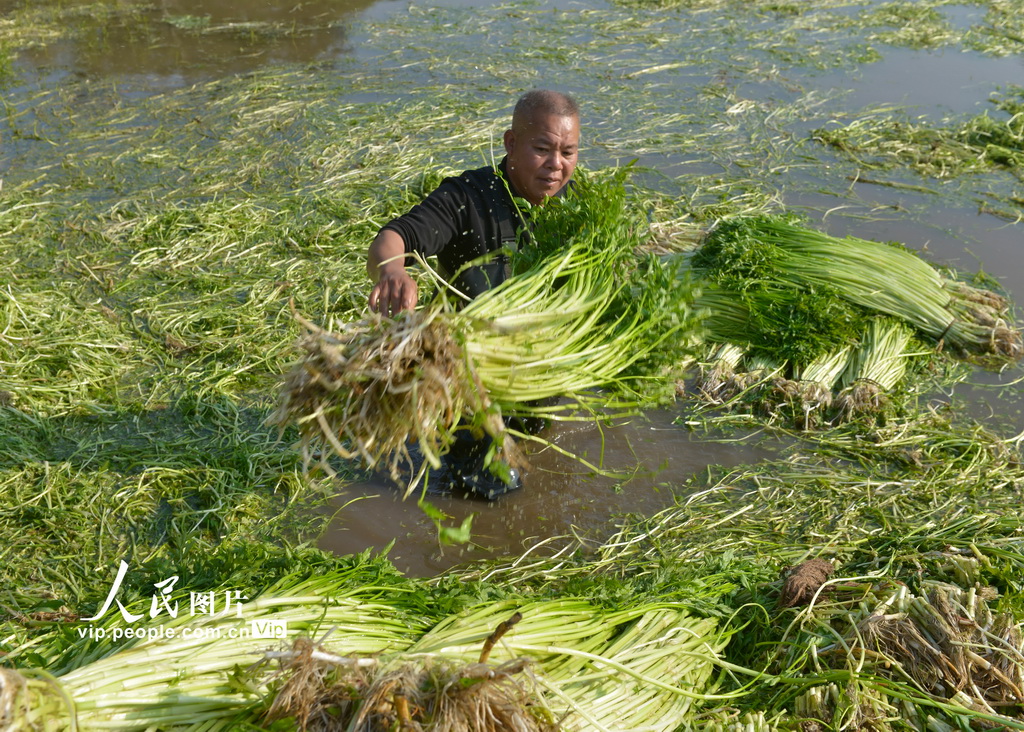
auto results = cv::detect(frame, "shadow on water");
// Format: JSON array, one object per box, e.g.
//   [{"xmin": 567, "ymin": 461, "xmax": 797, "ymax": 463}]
[{"xmin": 317, "ymin": 408, "xmax": 786, "ymax": 577}]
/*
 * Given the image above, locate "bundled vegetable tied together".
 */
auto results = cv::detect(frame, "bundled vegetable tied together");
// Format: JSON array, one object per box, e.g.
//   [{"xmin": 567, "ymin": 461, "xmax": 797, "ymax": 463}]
[
  {"xmin": 270, "ymin": 169, "xmax": 699, "ymax": 492},
  {"xmin": 261, "ymin": 599, "xmax": 729, "ymax": 732},
  {"xmin": 835, "ymin": 316, "xmax": 920, "ymax": 417},
  {"xmin": 1, "ymin": 580, "xmax": 729, "ymax": 731},
  {"xmin": 693, "ymin": 215, "xmax": 1022, "ymax": 362},
  {"xmin": 687, "ymin": 215, "xmax": 1022, "ymax": 420}
]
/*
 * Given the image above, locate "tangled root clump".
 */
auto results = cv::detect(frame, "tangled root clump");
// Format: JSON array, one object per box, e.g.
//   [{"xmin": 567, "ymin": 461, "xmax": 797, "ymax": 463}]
[
  {"xmin": 846, "ymin": 583, "xmax": 1024, "ymax": 717},
  {"xmin": 779, "ymin": 559, "xmax": 835, "ymax": 608},
  {"xmin": 792, "ymin": 580, "xmax": 1024, "ymax": 729},
  {"xmin": 261, "ymin": 613, "xmax": 556, "ymax": 732},
  {"xmin": 353, "ymin": 657, "xmax": 555, "ymax": 732},
  {"xmin": 945, "ymin": 281, "xmax": 1009, "ymax": 312},
  {"xmin": 834, "ymin": 380, "xmax": 887, "ymax": 420},
  {"xmin": 795, "ymin": 381, "xmax": 833, "ymax": 412},
  {"xmin": 990, "ymin": 324, "xmax": 1024, "ymax": 360},
  {"xmin": 261, "ymin": 638, "xmax": 372, "ymax": 731},
  {"xmin": 946, "ymin": 280, "xmax": 1024, "ymax": 361},
  {"xmin": 698, "ymin": 363, "xmax": 739, "ymax": 402},
  {"xmin": 269, "ymin": 310, "xmax": 489, "ymax": 485},
  {"xmin": 260, "ymin": 642, "xmax": 556, "ymax": 732},
  {"xmin": 0, "ymin": 667, "xmax": 71, "ymax": 730}
]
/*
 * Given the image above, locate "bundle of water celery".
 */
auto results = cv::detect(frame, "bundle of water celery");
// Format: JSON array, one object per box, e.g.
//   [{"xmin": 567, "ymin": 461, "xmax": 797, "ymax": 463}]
[
  {"xmin": 270, "ymin": 169, "xmax": 699, "ymax": 491},
  {"xmin": 687, "ymin": 214, "xmax": 1021, "ymax": 419}
]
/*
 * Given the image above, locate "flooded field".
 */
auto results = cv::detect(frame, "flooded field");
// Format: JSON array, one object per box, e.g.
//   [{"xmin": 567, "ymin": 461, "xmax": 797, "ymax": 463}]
[
  {"xmin": 2, "ymin": 0, "xmax": 1022, "ymax": 582},
  {"xmin": 4, "ymin": 0, "xmax": 1024, "ymax": 728}
]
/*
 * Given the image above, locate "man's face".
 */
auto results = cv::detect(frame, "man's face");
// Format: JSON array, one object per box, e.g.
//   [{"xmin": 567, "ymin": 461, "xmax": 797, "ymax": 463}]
[{"xmin": 503, "ymin": 112, "xmax": 580, "ymax": 206}]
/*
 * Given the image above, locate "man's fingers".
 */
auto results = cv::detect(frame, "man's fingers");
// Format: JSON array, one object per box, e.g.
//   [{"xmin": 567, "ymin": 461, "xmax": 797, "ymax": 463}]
[
  {"xmin": 368, "ymin": 283, "xmax": 386, "ymax": 313},
  {"xmin": 369, "ymin": 285, "xmax": 393, "ymax": 315},
  {"xmin": 369, "ymin": 278, "xmax": 415, "ymax": 316}
]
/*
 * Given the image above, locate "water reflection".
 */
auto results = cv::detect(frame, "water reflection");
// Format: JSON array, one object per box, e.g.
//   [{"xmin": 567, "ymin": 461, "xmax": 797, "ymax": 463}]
[
  {"xmin": 817, "ymin": 46, "xmax": 1024, "ymax": 118},
  {"xmin": 4, "ymin": 0, "xmax": 384, "ymax": 83}
]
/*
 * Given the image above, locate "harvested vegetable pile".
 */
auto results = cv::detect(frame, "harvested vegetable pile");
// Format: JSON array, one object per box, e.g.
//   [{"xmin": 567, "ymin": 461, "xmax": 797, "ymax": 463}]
[
  {"xmin": 0, "ymin": 584, "xmax": 729, "ymax": 730},
  {"xmin": 269, "ymin": 169, "xmax": 699, "ymax": 492},
  {"xmin": 686, "ymin": 214, "xmax": 1022, "ymax": 422},
  {"xmin": 785, "ymin": 579, "xmax": 1024, "ymax": 731}
]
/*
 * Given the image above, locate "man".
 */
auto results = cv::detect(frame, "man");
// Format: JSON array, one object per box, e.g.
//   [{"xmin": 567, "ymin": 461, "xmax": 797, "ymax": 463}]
[{"xmin": 366, "ymin": 89, "xmax": 580, "ymax": 498}]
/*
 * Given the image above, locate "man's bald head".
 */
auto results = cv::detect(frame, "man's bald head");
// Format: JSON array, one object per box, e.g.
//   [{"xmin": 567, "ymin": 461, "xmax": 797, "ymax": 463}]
[{"xmin": 511, "ymin": 90, "xmax": 579, "ymax": 130}]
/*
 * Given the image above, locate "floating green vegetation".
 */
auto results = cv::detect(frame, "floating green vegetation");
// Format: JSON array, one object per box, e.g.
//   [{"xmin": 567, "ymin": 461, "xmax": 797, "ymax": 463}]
[
  {"xmin": 0, "ymin": 42, "xmax": 12, "ymax": 85},
  {"xmin": 598, "ymin": 0, "xmax": 1021, "ymax": 60},
  {"xmin": 963, "ymin": 0, "xmax": 1024, "ymax": 56},
  {"xmin": 814, "ymin": 86, "xmax": 1024, "ymax": 183},
  {"xmin": 164, "ymin": 14, "xmax": 212, "ymax": 31},
  {"xmin": 607, "ymin": 0, "xmax": 864, "ymax": 17},
  {"xmin": 862, "ymin": 1, "xmax": 958, "ymax": 49},
  {"xmin": 0, "ymin": 396, "xmax": 352, "ymax": 604},
  {"xmin": 813, "ymin": 85, "xmax": 1024, "ymax": 220}
]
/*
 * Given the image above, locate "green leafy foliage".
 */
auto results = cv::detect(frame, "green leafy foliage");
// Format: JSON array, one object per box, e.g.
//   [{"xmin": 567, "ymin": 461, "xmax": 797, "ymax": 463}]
[
  {"xmin": 695, "ymin": 216, "xmax": 867, "ymax": 364},
  {"xmin": 514, "ymin": 166, "xmax": 641, "ymax": 267},
  {"xmin": 509, "ymin": 166, "xmax": 701, "ymax": 399},
  {"xmin": 417, "ymin": 498, "xmax": 476, "ymax": 546},
  {"xmin": 743, "ymin": 284, "xmax": 864, "ymax": 364},
  {"xmin": 691, "ymin": 216, "xmax": 788, "ymax": 288}
]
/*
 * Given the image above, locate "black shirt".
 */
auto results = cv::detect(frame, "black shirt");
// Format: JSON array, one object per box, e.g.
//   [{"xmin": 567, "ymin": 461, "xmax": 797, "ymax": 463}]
[{"xmin": 381, "ymin": 157, "xmax": 569, "ymax": 295}]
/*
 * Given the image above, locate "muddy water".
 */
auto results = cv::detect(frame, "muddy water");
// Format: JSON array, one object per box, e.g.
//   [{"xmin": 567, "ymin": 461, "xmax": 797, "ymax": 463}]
[
  {"xmin": 4, "ymin": 0, "xmax": 1021, "ymax": 576},
  {"xmin": 318, "ymin": 410, "xmax": 780, "ymax": 576}
]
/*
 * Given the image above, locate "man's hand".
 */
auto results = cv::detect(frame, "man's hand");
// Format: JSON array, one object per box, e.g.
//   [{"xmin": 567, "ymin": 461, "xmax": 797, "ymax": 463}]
[
  {"xmin": 367, "ymin": 229, "xmax": 418, "ymax": 316},
  {"xmin": 369, "ymin": 269, "xmax": 418, "ymax": 316}
]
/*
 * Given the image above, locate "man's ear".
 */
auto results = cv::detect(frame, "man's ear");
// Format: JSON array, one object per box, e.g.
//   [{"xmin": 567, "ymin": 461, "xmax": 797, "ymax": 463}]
[{"xmin": 503, "ymin": 129, "xmax": 515, "ymax": 155}]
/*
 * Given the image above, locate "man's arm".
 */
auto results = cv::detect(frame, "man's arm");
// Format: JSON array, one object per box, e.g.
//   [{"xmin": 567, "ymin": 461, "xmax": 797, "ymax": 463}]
[{"xmin": 367, "ymin": 228, "xmax": 419, "ymax": 316}]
